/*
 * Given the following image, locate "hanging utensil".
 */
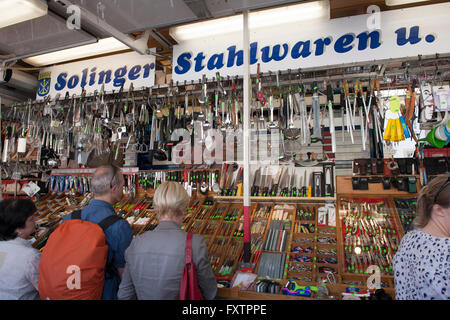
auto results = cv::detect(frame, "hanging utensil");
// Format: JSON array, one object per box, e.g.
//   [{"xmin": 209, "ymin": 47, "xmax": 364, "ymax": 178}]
[
  {"xmin": 312, "ymin": 82, "xmax": 321, "ymax": 140},
  {"xmin": 326, "ymin": 82, "xmax": 336, "ymax": 153}
]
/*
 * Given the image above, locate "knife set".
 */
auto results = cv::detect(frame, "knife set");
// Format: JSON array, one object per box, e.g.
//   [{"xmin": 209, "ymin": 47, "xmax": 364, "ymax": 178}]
[
  {"xmin": 351, "ymin": 175, "xmax": 417, "ymax": 193},
  {"xmin": 352, "ymin": 157, "xmax": 419, "ymax": 193},
  {"xmin": 138, "ymin": 169, "xmax": 220, "ymax": 196},
  {"xmin": 353, "ymin": 158, "xmax": 419, "ymax": 176},
  {"xmin": 247, "ymin": 163, "xmax": 335, "ymax": 198}
]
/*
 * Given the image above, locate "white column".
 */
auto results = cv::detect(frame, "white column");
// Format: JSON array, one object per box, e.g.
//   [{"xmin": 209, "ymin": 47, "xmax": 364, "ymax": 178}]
[{"xmin": 242, "ymin": 10, "xmax": 251, "ymax": 262}]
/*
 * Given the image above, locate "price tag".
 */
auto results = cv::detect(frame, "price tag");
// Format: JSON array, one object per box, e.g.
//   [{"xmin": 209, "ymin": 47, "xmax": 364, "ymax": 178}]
[
  {"xmin": 389, "ymin": 96, "xmax": 401, "ymax": 113},
  {"xmin": 50, "ymin": 120, "xmax": 60, "ymax": 128},
  {"xmin": 17, "ymin": 137, "xmax": 27, "ymax": 153},
  {"xmin": 21, "ymin": 181, "xmax": 41, "ymax": 197}
]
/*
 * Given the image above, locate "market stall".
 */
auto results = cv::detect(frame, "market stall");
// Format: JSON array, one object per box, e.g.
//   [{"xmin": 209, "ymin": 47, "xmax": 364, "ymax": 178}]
[{"xmin": 1, "ymin": 0, "xmax": 449, "ymax": 301}]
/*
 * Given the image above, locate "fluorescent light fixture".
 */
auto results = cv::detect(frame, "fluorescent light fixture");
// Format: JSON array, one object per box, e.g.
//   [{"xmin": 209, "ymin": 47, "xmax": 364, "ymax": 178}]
[
  {"xmin": 23, "ymin": 37, "xmax": 130, "ymax": 67},
  {"xmin": 385, "ymin": 0, "xmax": 429, "ymax": 6},
  {"xmin": 170, "ymin": 0, "xmax": 329, "ymax": 42},
  {"xmin": 0, "ymin": 0, "xmax": 48, "ymax": 28}
]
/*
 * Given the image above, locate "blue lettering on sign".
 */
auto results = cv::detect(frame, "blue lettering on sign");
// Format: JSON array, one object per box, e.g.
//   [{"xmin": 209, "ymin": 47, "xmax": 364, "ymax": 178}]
[
  {"xmin": 55, "ymin": 73, "xmax": 67, "ymax": 90},
  {"xmin": 89, "ymin": 67, "xmax": 97, "ymax": 86},
  {"xmin": 313, "ymin": 37, "xmax": 332, "ymax": 56},
  {"xmin": 128, "ymin": 65, "xmax": 141, "ymax": 81},
  {"xmin": 227, "ymin": 45, "xmax": 243, "ymax": 67},
  {"xmin": 291, "ymin": 40, "xmax": 311, "ymax": 59},
  {"xmin": 67, "ymin": 75, "xmax": 79, "ymax": 89},
  {"xmin": 80, "ymin": 68, "xmax": 88, "ymax": 88},
  {"xmin": 175, "ymin": 53, "xmax": 192, "ymax": 75},
  {"xmin": 261, "ymin": 44, "xmax": 289, "ymax": 63},
  {"xmin": 143, "ymin": 63, "xmax": 154, "ymax": 78},
  {"xmin": 334, "ymin": 33, "xmax": 355, "ymax": 53},
  {"xmin": 395, "ymin": 26, "xmax": 421, "ymax": 46},
  {"xmin": 356, "ymin": 31, "xmax": 382, "ymax": 50},
  {"xmin": 173, "ymin": 26, "xmax": 433, "ymax": 76},
  {"xmin": 114, "ymin": 66, "xmax": 127, "ymax": 87},
  {"xmin": 52, "ymin": 62, "xmax": 155, "ymax": 92},
  {"xmin": 207, "ymin": 53, "xmax": 224, "ymax": 70},
  {"xmin": 194, "ymin": 52, "xmax": 206, "ymax": 72},
  {"xmin": 250, "ymin": 42, "xmax": 258, "ymax": 65},
  {"xmin": 98, "ymin": 70, "xmax": 112, "ymax": 84}
]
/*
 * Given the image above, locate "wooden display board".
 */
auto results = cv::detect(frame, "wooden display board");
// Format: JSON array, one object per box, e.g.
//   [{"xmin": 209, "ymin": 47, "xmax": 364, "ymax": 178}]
[
  {"xmin": 336, "ymin": 175, "xmax": 421, "ymax": 197},
  {"xmin": 30, "ymin": 170, "xmax": 420, "ymax": 300}
]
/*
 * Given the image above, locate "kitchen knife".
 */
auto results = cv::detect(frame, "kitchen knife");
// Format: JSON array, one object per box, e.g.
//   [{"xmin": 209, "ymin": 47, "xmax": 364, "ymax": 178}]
[
  {"xmin": 291, "ymin": 168, "xmax": 298, "ymax": 197},
  {"xmin": 231, "ymin": 166, "xmax": 242, "ymax": 196},
  {"xmin": 270, "ymin": 167, "xmax": 283, "ymax": 197},
  {"xmin": 279, "ymin": 168, "xmax": 289, "ymax": 197},
  {"xmin": 251, "ymin": 168, "xmax": 261, "ymax": 197},
  {"xmin": 262, "ymin": 169, "xmax": 272, "ymax": 197}
]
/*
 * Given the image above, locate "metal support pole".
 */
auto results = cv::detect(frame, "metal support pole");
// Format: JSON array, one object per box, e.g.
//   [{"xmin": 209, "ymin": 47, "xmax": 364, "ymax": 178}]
[
  {"xmin": 242, "ymin": 10, "xmax": 251, "ymax": 263},
  {"xmin": 55, "ymin": 0, "xmax": 172, "ymax": 63},
  {"xmin": 0, "ymin": 96, "xmax": 2, "ymax": 200}
]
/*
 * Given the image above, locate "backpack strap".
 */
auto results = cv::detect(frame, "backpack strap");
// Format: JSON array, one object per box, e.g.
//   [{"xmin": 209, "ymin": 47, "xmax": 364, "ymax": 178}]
[
  {"xmin": 71, "ymin": 209, "xmax": 121, "ymax": 232},
  {"xmin": 98, "ymin": 215, "xmax": 123, "ymax": 279},
  {"xmin": 71, "ymin": 210, "xmax": 82, "ymax": 220},
  {"xmin": 98, "ymin": 215, "xmax": 122, "ymax": 232}
]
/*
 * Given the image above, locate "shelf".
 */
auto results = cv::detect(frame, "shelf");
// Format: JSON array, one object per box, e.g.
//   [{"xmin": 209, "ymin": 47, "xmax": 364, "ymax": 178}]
[
  {"xmin": 336, "ymin": 175, "xmax": 421, "ymax": 196},
  {"xmin": 50, "ymin": 167, "xmax": 139, "ymax": 175},
  {"xmin": 214, "ymin": 196, "xmax": 336, "ymax": 201}
]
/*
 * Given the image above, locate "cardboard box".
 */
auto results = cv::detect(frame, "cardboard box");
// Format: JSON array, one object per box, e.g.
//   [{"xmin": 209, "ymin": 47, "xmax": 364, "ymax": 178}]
[{"xmin": 155, "ymin": 71, "xmax": 166, "ymax": 85}]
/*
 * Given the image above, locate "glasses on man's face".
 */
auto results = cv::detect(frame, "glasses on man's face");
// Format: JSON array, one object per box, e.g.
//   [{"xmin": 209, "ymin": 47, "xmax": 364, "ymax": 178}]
[{"xmin": 434, "ymin": 177, "xmax": 450, "ymax": 203}]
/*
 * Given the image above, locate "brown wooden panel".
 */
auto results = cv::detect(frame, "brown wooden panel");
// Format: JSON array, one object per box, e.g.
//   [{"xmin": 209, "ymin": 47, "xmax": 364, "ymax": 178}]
[{"xmin": 330, "ymin": 0, "xmax": 450, "ymax": 19}]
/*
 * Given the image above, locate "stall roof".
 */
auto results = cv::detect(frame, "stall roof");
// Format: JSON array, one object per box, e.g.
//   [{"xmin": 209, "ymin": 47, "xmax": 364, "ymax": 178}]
[
  {"xmin": 1, "ymin": 0, "xmax": 449, "ymax": 104},
  {"xmin": 0, "ymin": 0, "xmax": 306, "ymax": 62}
]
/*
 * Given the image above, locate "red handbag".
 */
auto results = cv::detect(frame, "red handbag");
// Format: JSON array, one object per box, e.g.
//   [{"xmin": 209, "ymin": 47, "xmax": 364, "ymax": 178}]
[{"xmin": 179, "ymin": 232, "xmax": 205, "ymax": 300}]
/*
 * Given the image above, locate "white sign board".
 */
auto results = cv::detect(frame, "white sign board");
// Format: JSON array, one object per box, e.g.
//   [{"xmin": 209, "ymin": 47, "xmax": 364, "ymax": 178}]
[
  {"xmin": 37, "ymin": 51, "xmax": 155, "ymax": 99},
  {"xmin": 172, "ymin": 3, "xmax": 450, "ymax": 82}
]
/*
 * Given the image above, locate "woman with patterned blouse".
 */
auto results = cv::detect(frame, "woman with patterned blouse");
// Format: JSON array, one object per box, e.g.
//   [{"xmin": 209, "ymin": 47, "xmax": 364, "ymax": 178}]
[{"xmin": 394, "ymin": 174, "xmax": 450, "ymax": 300}]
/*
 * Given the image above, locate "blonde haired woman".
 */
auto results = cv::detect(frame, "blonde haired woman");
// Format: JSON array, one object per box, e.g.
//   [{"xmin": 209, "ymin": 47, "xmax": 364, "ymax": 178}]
[
  {"xmin": 393, "ymin": 174, "xmax": 450, "ymax": 300},
  {"xmin": 118, "ymin": 182, "xmax": 217, "ymax": 300}
]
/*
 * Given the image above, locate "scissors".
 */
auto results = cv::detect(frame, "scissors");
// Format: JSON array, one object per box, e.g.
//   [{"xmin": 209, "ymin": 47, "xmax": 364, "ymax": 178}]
[
  {"xmin": 133, "ymin": 121, "xmax": 149, "ymax": 153},
  {"xmin": 133, "ymin": 143, "xmax": 148, "ymax": 153}
]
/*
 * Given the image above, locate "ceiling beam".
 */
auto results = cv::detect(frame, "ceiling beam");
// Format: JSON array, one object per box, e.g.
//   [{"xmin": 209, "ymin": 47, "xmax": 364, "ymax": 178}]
[
  {"xmin": 53, "ymin": 0, "xmax": 172, "ymax": 64},
  {"xmin": 182, "ymin": 0, "xmax": 212, "ymax": 19}
]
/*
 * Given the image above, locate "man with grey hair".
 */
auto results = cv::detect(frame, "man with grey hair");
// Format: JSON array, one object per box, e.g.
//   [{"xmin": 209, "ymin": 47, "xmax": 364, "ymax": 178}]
[{"xmin": 62, "ymin": 165, "xmax": 133, "ymax": 300}]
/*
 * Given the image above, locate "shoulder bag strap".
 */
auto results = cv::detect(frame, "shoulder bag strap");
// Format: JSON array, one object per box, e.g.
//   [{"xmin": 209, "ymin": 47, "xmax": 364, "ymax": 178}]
[{"xmin": 185, "ymin": 232, "xmax": 193, "ymax": 264}]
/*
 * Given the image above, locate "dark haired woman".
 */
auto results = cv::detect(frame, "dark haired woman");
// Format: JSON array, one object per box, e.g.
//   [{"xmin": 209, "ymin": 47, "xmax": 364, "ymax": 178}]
[
  {"xmin": 0, "ymin": 199, "xmax": 40, "ymax": 300},
  {"xmin": 393, "ymin": 174, "xmax": 450, "ymax": 300}
]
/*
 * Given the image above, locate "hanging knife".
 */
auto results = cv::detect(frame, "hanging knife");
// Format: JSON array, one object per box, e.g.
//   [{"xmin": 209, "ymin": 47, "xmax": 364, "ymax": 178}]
[
  {"xmin": 324, "ymin": 165, "xmax": 333, "ymax": 197},
  {"xmin": 257, "ymin": 167, "xmax": 267, "ymax": 196},
  {"xmin": 279, "ymin": 168, "xmax": 289, "ymax": 197},
  {"xmin": 231, "ymin": 166, "xmax": 243, "ymax": 196},
  {"xmin": 223, "ymin": 165, "xmax": 234, "ymax": 196},
  {"xmin": 291, "ymin": 168, "xmax": 298, "ymax": 197},
  {"xmin": 269, "ymin": 167, "xmax": 283, "ymax": 197},
  {"xmin": 301, "ymin": 169, "xmax": 307, "ymax": 197},
  {"xmin": 219, "ymin": 163, "xmax": 228, "ymax": 193},
  {"xmin": 261, "ymin": 169, "xmax": 272, "ymax": 197},
  {"xmin": 297, "ymin": 173, "xmax": 303, "ymax": 197},
  {"xmin": 251, "ymin": 168, "xmax": 261, "ymax": 197}
]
